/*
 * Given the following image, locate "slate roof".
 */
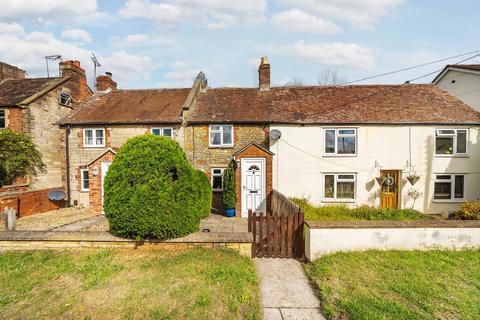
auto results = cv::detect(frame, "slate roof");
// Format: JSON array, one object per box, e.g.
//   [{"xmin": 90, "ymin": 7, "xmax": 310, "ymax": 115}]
[
  {"xmin": 189, "ymin": 84, "xmax": 480, "ymax": 124},
  {"xmin": 60, "ymin": 88, "xmax": 191, "ymax": 125},
  {"xmin": 0, "ymin": 77, "xmax": 66, "ymax": 107}
]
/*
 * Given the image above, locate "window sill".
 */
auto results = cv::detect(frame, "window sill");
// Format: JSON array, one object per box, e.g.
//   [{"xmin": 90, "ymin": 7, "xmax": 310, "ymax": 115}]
[
  {"xmin": 321, "ymin": 199, "xmax": 356, "ymax": 203},
  {"xmin": 83, "ymin": 145, "xmax": 106, "ymax": 148},
  {"xmin": 323, "ymin": 154, "xmax": 357, "ymax": 158},
  {"xmin": 209, "ymin": 145, "xmax": 234, "ymax": 149},
  {"xmin": 80, "ymin": 190, "xmax": 89, "ymax": 193},
  {"xmin": 435, "ymin": 154, "xmax": 469, "ymax": 158},
  {"xmin": 433, "ymin": 199, "xmax": 465, "ymax": 203},
  {"xmin": 212, "ymin": 189, "xmax": 224, "ymax": 193}
]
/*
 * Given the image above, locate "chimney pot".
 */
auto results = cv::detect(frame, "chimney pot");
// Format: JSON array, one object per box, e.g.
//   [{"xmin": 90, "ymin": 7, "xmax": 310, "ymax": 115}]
[
  {"xmin": 105, "ymin": 72, "xmax": 112, "ymax": 78},
  {"xmin": 258, "ymin": 56, "xmax": 270, "ymax": 91}
]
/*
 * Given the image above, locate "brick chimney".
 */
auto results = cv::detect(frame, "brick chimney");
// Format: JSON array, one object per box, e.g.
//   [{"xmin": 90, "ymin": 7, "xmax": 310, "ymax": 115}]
[
  {"xmin": 59, "ymin": 60, "xmax": 90, "ymax": 103},
  {"xmin": 96, "ymin": 72, "xmax": 117, "ymax": 92},
  {"xmin": 258, "ymin": 56, "xmax": 270, "ymax": 91},
  {"xmin": 0, "ymin": 62, "xmax": 26, "ymax": 81}
]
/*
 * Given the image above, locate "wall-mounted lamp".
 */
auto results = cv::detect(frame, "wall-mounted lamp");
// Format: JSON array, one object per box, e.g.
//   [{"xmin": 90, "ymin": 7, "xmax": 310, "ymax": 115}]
[{"xmin": 92, "ymin": 166, "xmax": 99, "ymax": 176}]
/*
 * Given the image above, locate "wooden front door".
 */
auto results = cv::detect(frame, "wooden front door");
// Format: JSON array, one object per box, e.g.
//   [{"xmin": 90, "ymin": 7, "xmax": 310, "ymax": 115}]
[{"xmin": 380, "ymin": 170, "xmax": 399, "ymax": 209}]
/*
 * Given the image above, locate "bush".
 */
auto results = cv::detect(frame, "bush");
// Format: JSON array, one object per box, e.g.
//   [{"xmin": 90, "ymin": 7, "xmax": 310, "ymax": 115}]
[
  {"xmin": 292, "ymin": 198, "xmax": 422, "ymax": 221},
  {"xmin": 103, "ymin": 135, "xmax": 210, "ymax": 240},
  {"xmin": 450, "ymin": 201, "xmax": 480, "ymax": 220},
  {"xmin": 195, "ymin": 169, "xmax": 212, "ymax": 218},
  {"xmin": 222, "ymin": 162, "xmax": 236, "ymax": 209}
]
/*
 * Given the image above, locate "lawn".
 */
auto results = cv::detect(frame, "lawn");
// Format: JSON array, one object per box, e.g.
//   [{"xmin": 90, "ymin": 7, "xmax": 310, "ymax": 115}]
[
  {"xmin": 293, "ymin": 198, "xmax": 423, "ymax": 221},
  {"xmin": 0, "ymin": 248, "xmax": 260, "ymax": 320},
  {"xmin": 305, "ymin": 250, "xmax": 480, "ymax": 320}
]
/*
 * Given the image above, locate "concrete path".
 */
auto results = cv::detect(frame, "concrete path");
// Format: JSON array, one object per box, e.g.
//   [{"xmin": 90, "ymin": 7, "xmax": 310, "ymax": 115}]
[
  {"xmin": 254, "ymin": 258, "xmax": 325, "ymax": 320},
  {"xmin": 52, "ymin": 215, "xmax": 106, "ymax": 231}
]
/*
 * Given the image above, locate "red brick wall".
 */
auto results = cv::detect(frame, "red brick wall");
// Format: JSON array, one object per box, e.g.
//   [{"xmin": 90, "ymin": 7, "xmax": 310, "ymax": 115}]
[
  {"xmin": 234, "ymin": 144, "xmax": 273, "ymax": 217},
  {"xmin": 6, "ymin": 107, "xmax": 24, "ymax": 132},
  {"xmin": 0, "ymin": 188, "xmax": 65, "ymax": 217},
  {"xmin": 87, "ymin": 151, "xmax": 116, "ymax": 214}
]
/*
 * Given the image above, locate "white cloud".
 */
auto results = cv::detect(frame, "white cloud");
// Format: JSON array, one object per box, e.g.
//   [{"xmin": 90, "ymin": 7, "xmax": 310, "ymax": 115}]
[
  {"xmin": 276, "ymin": 0, "xmax": 404, "ymax": 29},
  {"xmin": 118, "ymin": 0, "xmax": 266, "ymax": 29},
  {"xmin": 102, "ymin": 51, "xmax": 154, "ymax": 84},
  {"xmin": 0, "ymin": 0, "xmax": 101, "ymax": 21},
  {"xmin": 286, "ymin": 41, "xmax": 374, "ymax": 68},
  {"xmin": 247, "ymin": 58, "xmax": 261, "ymax": 67},
  {"xmin": 62, "ymin": 29, "xmax": 93, "ymax": 43},
  {"xmin": 113, "ymin": 33, "xmax": 175, "ymax": 48},
  {"xmin": 271, "ymin": 9, "xmax": 342, "ymax": 34}
]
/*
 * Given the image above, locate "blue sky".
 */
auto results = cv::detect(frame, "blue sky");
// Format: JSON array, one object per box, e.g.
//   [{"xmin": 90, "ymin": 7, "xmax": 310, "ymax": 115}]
[{"xmin": 1, "ymin": 0, "xmax": 479, "ymax": 89}]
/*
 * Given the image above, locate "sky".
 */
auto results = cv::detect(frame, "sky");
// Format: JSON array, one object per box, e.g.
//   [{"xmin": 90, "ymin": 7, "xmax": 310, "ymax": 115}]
[{"xmin": 0, "ymin": 0, "xmax": 479, "ymax": 89}]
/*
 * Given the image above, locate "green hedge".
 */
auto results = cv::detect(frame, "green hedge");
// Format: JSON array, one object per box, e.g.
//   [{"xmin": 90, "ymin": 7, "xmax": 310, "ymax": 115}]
[
  {"xmin": 195, "ymin": 169, "xmax": 213, "ymax": 218},
  {"xmin": 292, "ymin": 198, "xmax": 422, "ymax": 221},
  {"xmin": 222, "ymin": 162, "xmax": 236, "ymax": 209},
  {"xmin": 103, "ymin": 135, "xmax": 211, "ymax": 239}
]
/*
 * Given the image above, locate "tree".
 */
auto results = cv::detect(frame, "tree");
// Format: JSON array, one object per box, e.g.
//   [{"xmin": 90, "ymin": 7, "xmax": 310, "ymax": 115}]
[
  {"xmin": 222, "ymin": 162, "xmax": 236, "ymax": 209},
  {"xmin": 317, "ymin": 68, "xmax": 346, "ymax": 86},
  {"xmin": 0, "ymin": 129, "xmax": 45, "ymax": 187},
  {"xmin": 103, "ymin": 135, "xmax": 211, "ymax": 240}
]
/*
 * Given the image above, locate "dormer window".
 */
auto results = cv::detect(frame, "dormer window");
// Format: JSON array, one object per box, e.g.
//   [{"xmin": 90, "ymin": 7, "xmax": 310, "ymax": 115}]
[{"xmin": 59, "ymin": 92, "xmax": 72, "ymax": 106}]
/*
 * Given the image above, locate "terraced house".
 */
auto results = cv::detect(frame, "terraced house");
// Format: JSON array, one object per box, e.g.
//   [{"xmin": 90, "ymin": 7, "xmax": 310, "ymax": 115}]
[
  {"xmin": 59, "ymin": 58, "xmax": 480, "ymax": 216},
  {"xmin": 0, "ymin": 60, "xmax": 91, "ymax": 216}
]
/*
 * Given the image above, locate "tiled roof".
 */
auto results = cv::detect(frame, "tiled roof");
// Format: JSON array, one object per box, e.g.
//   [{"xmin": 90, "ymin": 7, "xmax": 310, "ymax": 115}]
[
  {"xmin": 60, "ymin": 88, "xmax": 191, "ymax": 125},
  {"xmin": 0, "ymin": 77, "xmax": 64, "ymax": 107},
  {"xmin": 189, "ymin": 84, "xmax": 480, "ymax": 124},
  {"xmin": 445, "ymin": 64, "xmax": 480, "ymax": 72}
]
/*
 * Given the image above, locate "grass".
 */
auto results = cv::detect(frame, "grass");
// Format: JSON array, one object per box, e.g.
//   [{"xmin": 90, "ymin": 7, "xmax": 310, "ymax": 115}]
[
  {"xmin": 305, "ymin": 250, "xmax": 480, "ymax": 319},
  {"xmin": 292, "ymin": 198, "xmax": 423, "ymax": 221},
  {"xmin": 0, "ymin": 248, "xmax": 260, "ymax": 320}
]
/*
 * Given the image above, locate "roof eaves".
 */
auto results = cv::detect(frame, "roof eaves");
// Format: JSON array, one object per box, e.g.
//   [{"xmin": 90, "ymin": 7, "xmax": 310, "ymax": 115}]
[{"xmin": 18, "ymin": 76, "xmax": 71, "ymax": 106}]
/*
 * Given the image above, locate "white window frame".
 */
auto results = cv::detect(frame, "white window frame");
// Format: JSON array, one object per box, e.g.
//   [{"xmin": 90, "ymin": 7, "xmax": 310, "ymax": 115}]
[
  {"xmin": 323, "ymin": 173, "xmax": 357, "ymax": 202},
  {"xmin": 433, "ymin": 174, "xmax": 465, "ymax": 202},
  {"xmin": 324, "ymin": 128, "xmax": 357, "ymax": 156},
  {"xmin": 59, "ymin": 91, "xmax": 72, "ymax": 107},
  {"xmin": 0, "ymin": 109, "xmax": 5, "ymax": 129},
  {"xmin": 80, "ymin": 169, "xmax": 89, "ymax": 192},
  {"xmin": 209, "ymin": 125, "xmax": 234, "ymax": 147},
  {"xmin": 83, "ymin": 128, "xmax": 105, "ymax": 147},
  {"xmin": 435, "ymin": 129, "xmax": 468, "ymax": 156},
  {"xmin": 211, "ymin": 168, "xmax": 225, "ymax": 191},
  {"xmin": 151, "ymin": 127, "xmax": 173, "ymax": 138}
]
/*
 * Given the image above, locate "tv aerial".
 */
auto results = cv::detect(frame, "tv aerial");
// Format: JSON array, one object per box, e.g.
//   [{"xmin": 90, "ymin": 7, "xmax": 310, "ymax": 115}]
[
  {"xmin": 91, "ymin": 52, "xmax": 101, "ymax": 91},
  {"xmin": 45, "ymin": 55, "xmax": 62, "ymax": 77}
]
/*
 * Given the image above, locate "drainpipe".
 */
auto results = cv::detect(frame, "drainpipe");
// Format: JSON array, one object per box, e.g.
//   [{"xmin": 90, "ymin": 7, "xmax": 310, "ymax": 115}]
[{"xmin": 65, "ymin": 125, "xmax": 71, "ymax": 207}]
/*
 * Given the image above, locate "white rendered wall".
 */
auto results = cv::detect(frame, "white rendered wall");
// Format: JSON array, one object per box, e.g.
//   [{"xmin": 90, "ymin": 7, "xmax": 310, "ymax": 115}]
[
  {"xmin": 436, "ymin": 70, "xmax": 480, "ymax": 112},
  {"xmin": 270, "ymin": 125, "xmax": 480, "ymax": 214}
]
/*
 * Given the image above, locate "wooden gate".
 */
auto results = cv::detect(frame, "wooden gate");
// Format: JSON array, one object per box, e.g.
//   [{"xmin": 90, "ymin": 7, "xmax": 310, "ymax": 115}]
[{"xmin": 248, "ymin": 210, "xmax": 304, "ymax": 259}]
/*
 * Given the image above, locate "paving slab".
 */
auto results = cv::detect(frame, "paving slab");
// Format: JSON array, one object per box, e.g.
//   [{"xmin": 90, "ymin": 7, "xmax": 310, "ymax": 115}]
[{"xmin": 255, "ymin": 258, "xmax": 325, "ymax": 320}]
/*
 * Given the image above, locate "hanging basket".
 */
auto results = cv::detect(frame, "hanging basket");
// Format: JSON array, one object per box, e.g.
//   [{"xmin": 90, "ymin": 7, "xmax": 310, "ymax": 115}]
[
  {"xmin": 406, "ymin": 175, "xmax": 420, "ymax": 185},
  {"xmin": 375, "ymin": 176, "xmax": 386, "ymax": 185}
]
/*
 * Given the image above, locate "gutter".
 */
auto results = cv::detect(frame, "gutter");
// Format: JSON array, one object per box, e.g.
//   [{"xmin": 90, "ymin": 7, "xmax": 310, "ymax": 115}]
[{"xmin": 65, "ymin": 125, "xmax": 71, "ymax": 207}]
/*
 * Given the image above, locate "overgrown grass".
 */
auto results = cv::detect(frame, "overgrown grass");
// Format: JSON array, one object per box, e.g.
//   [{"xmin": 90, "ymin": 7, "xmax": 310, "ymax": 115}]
[
  {"xmin": 292, "ymin": 198, "xmax": 422, "ymax": 221},
  {"xmin": 305, "ymin": 250, "xmax": 480, "ymax": 319},
  {"xmin": 0, "ymin": 248, "xmax": 260, "ymax": 320}
]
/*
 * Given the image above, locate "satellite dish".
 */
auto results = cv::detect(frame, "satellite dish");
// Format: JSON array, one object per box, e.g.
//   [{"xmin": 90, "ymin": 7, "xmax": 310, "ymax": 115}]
[
  {"xmin": 270, "ymin": 129, "xmax": 282, "ymax": 140},
  {"xmin": 47, "ymin": 189, "xmax": 66, "ymax": 201}
]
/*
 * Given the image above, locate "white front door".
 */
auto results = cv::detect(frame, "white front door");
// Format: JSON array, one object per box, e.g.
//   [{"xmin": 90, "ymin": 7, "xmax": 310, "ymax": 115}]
[
  {"xmin": 241, "ymin": 158, "xmax": 266, "ymax": 217},
  {"xmin": 101, "ymin": 161, "xmax": 112, "ymax": 214}
]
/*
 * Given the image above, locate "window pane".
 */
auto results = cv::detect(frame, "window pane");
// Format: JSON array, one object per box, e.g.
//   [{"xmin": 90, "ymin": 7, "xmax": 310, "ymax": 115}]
[
  {"xmin": 436, "ymin": 175, "xmax": 452, "ymax": 180},
  {"xmin": 82, "ymin": 170, "xmax": 89, "ymax": 190},
  {"xmin": 211, "ymin": 125, "xmax": 220, "ymax": 131},
  {"xmin": 337, "ymin": 181, "xmax": 354, "ymax": 199},
  {"xmin": 0, "ymin": 110, "xmax": 5, "ymax": 128},
  {"xmin": 152, "ymin": 128, "xmax": 161, "ymax": 136},
  {"xmin": 436, "ymin": 137, "xmax": 453, "ymax": 154},
  {"xmin": 222, "ymin": 126, "xmax": 232, "ymax": 145},
  {"xmin": 339, "ymin": 129, "xmax": 355, "ymax": 135},
  {"xmin": 325, "ymin": 130, "xmax": 335, "ymax": 153},
  {"xmin": 210, "ymin": 132, "xmax": 221, "ymax": 145},
  {"xmin": 454, "ymin": 175, "xmax": 464, "ymax": 199},
  {"xmin": 95, "ymin": 129, "xmax": 104, "ymax": 145},
  {"xmin": 85, "ymin": 130, "xmax": 93, "ymax": 145},
  {"xmin": 337, "ymin": 136, "xmax": 356, "ymax": 154},
  {"xmin": 324, "ymin": 175, "xmax": 335, "ymax": 198},
  {"xmin": 213, "ymin": 169, "xmax": 222, "ymax": 174},
  {"xmin": 438, "ymin": 129, "xmax": 455, "ymax": 135},
  {"xmin": 338, "ymin": 174, "xmax": 354, "ymax": 180},
  {"xmin": 212, "ymin": 175, "xmax": 223, "ymax": 190},
  {"xmin": 434, "ymin": 182, "xmax": 452, "ymax": 200},
  {"xmin": 162, "ymin": 128, "xmax": 173, "ymax": 138},
  {"xmin": 456, "ymin": 130, "xmax": 467, "ymax": 153}
]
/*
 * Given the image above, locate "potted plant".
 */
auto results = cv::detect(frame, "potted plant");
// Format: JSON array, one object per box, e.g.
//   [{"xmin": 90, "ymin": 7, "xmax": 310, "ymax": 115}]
[
  {"xmin": 406, "ymin": 173, "xmax": 420, "ymax": 185},
  {"xmin": 222, "ymin": 162, "xmax": 236, "ymax": 217}
]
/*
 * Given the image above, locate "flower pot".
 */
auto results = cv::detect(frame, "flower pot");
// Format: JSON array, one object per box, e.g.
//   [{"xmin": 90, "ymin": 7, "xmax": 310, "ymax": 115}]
[
  {"xmin": 225, "ymin": 208, "xmax": 235, "ymax": 218},
  {"xmin": 407, "ymin": 175, "xmax": 420, "ymax": 185}
]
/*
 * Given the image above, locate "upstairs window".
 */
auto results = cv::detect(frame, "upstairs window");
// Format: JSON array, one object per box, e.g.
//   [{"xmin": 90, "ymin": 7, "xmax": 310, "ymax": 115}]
[
  {"xmin": 434, "ymin": 174, "xmax": 465, "ymax": 201},
  {"xmin": 209, "ymin": 125, "xmax": 233, "ymax": 147},
  {"xmin": 324, "ymin": 173, "xmax": 356, "ymax": 200},
  {"xmin": 211, "ymin": 168, "xmax": 225, "ymax": 191},
  {"xmin": 80, "ymin": 169, "xmax": 89, "ymax": 191},
  {"xmin": 59, "ymin": 92, "xmax": 72, "ymax": 106},
  {"xmin": 325, "ymin": 128, "xmax": 356, "ymax": 155},
  {"xmin": 435, "ymin": 129, "xmax": 467, "ymax": 155},
  {"xmin": 84, "ymin": 128, "xmax": 105, "ymax": 147},
  {"xmin": 151, "ymin": 127, "xmax": 173, "ymax": 138},
  {"xmin": 0, "ymin": 109, "xmax": 5, "ymax": 129}
]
